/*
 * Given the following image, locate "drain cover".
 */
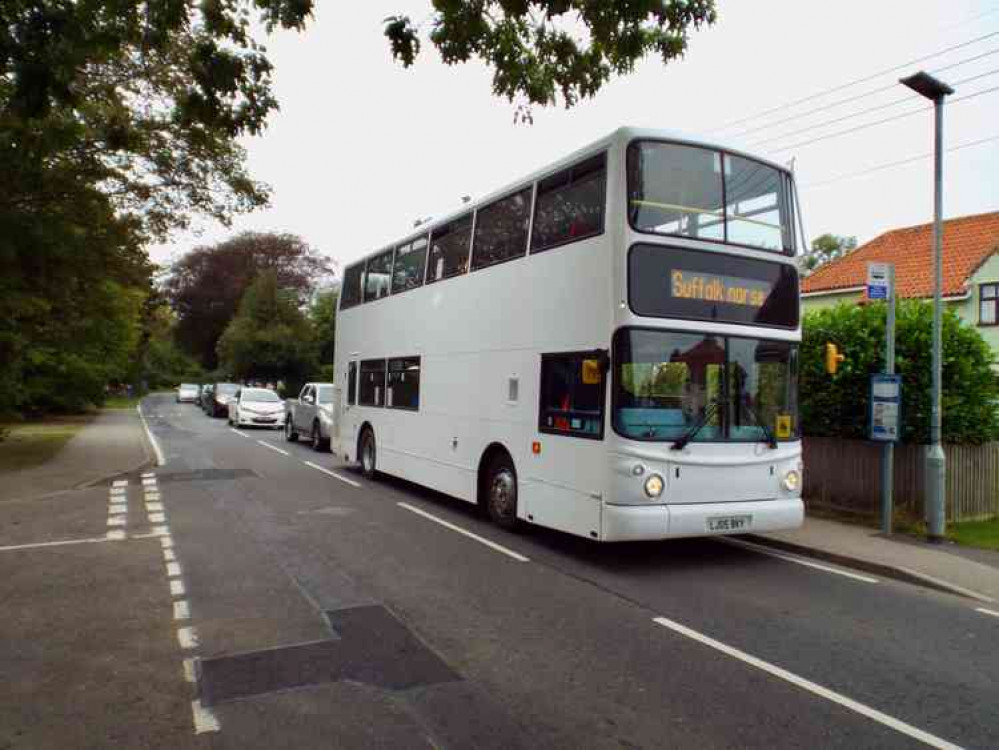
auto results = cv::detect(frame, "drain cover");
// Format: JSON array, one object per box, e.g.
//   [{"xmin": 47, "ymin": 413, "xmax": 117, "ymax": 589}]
[{"xmin": 198, "ymin": 605, "xmax": 459, "ymax": 705}]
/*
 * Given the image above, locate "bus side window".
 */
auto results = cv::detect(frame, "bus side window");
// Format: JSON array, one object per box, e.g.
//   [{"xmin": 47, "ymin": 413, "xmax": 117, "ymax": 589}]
[
  {"xmin": 347, "ymin": 362, "xmax": 357, "ymax": 406},
  {"xmin": 538, "ymin": 352, "xmax": 606, "ymax": 440}
]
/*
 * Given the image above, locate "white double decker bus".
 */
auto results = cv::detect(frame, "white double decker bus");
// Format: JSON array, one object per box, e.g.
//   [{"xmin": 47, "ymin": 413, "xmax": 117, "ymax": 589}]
[{"xmin": 332, "ymin": 127, "xmax": 803, "ymax": 542}]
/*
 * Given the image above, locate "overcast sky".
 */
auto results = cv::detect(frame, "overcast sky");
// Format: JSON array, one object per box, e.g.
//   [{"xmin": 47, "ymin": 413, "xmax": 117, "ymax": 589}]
[{"xmin": 150, "ymin": 0, "xmax": 999, "ymax": 273}]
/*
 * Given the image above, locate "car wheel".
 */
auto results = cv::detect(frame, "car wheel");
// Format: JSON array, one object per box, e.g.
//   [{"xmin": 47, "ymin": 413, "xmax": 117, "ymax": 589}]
[
  {"xmin": 311, "ymin": 421, "xmax": 327, "ymax": 453},
  {"xmin": 285, "ymin": 419, "xmax": 298, "ymax": 442},
  {"xmin": 485, "ymin": 453, "xmax": 519, "ymax": 531},
  {"xmin": 359, "ymin": 428, "xmax": 376, "ymax": 479}
]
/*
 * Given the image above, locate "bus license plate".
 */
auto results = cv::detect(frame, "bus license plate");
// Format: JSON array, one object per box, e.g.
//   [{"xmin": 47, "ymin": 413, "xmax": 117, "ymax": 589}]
[{"xmin": 707, "ymin": 515, "xmax": 751, "ymax": 532}]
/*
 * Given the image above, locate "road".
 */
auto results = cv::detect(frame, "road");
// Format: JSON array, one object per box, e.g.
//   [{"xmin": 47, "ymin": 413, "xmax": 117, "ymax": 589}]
[{"xmin": 13, "ymin": 390, "xmax": 998, "ymax": 750}]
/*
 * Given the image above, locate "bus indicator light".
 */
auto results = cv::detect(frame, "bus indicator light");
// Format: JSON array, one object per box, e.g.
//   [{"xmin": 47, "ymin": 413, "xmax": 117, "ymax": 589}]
[{"xmin": 532, "ymin": 441, "xmax": 541, "ymax": 455}]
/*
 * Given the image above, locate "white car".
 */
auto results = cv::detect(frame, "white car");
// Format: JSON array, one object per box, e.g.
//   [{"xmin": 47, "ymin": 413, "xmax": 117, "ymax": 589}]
[
  {"xmin": 177, "ymin": 383, "xmax": 200, "ymax": 403},
  {"xmin": 227, "ymin": 388, "xmax": 286, "ymax": 429}
]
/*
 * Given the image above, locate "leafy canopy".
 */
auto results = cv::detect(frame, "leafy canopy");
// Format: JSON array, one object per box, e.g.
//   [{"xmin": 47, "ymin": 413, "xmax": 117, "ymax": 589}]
[
  {"xmin": 385, "ymin": 1, "xmax": 717, "ymax": 113},
  {"xmin": 801, "ymin": 301, "xmax": 999, "ymax": 444},
  {"xmin": 802, "ymin": 233, "xmax": 857, "ymax": 273}
]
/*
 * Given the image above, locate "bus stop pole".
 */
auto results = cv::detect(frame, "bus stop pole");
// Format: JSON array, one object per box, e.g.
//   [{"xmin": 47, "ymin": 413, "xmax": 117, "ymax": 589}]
[{"xmin": 880, "ymin": 265, "xmax": 896, "ymax": 535}]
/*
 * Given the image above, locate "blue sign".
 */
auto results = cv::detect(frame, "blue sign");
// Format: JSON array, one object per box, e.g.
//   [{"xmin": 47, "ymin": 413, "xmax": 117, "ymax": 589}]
[
  {"xmin": 870, "ymin": 374, "xmax": 902, "ymax": 442},
  {"xmin": 867, "ymin": 262, "xmax": 890, "ymax": 301}
]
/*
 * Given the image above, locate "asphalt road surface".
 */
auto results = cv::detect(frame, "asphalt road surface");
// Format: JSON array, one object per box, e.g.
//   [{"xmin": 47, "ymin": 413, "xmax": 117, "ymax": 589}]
[{"xmin": 84, "ymin": 394, "xmax": 999, "ymax": 748}]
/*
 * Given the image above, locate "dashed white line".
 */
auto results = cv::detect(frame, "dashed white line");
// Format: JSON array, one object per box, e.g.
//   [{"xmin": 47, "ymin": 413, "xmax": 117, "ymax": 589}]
[
  {"xmin": 160, "ymin": 536, "xmax": 174, "ymax": 549},
  {"xmin": 651, "ymin": 616, "xmax": 964, "ymax": 750},
  {"xmin": 106, "ymin": 530, "xmax": 127, "ymax": 541},
  {"xmin": 149, "ymin": 512, "xmax": 166, "ymax": 523},
  {"xmin": 107, "ymin": 517, "xmax": 126, "ymax": 527},
  {"xmin": 137, "ymin": 405, "xmax": 165, "ymax": 466},
  {"xmin": 230, "ymin": 428, "xmax": 249, "ymax": 438},
  {"xmin": 163, "ymin": 548, "xmax": 176, "ymax": 562},
  {"xmin": 110, "ymin": 488, "xmax": 127, "ymax": 496},
  {"xmin": 151, "ymin": 525, "xmax": 170, "ymax": 536},
  {"xmin": 183, "ymin": 658, "xmax": 197, "ymax": 683},
  {"xmin": 108, "ymin": 503, "xmax": 127, "ymax": 513},
  {"xmin": 176, "ymin": 626, "xmax": 199, "ymax": 649},
  {"xmin": 166, "ymin": 561, "xmax": 182, "ymax": 578},
  {"xmin": 141, "ymin": 472, "xmax": 155, "ymax": 479},
  {"xmin": 173, "ymin": 600, "xmax": 191, "ymax": 621},
  {"xmin": 723, "ymin": 538, "xmax": 880, "ymax": 584},
  {"xmin": 191, "ymin": 699, "xmax": 220, "ymax": 734},
  {"xmin": 256, "ymin": 440, "xmax": 290, "ymax": 457},
  {"xmin": 146, "ymin": 502, "xmax": 164, "ymax": 512},
  {"xmin": 397, "ymin": 502, "xmax": 530, "ymax": 562},
  {"xmin": 112, "ymin": 480, "xmax": 128, "ymax": 488},
  {"xmin": 977, "ymin": 607, "xmax": 999, "ymax": 619},
  {"xmin": 144, "ymin": 491, "xmax": 161, "ymax": 501},
  {"xmin": 170, "ymin": 579, "xmax": 186, "ymax": 597},
  {"xmin": 0, "ymin": 536, "xmax": 118, "ymax": 552},
  {"xmin": 303, "ymin": 460, "xmax": 362, "ymax": 488}
]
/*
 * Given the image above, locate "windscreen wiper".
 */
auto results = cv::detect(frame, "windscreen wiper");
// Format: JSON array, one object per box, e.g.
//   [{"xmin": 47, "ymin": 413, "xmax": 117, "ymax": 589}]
[
  {"xmin": 671, "ymin": 399, "xmax": 721, "ymax": 451},
  {"xmin": 739, "ymin": 400, "xmax": 779, "ymax": 449}
]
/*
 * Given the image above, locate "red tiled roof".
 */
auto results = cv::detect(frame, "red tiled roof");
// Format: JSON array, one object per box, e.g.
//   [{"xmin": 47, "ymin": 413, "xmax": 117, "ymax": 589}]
[{"xmin": 801, "ymin": 211, "xmax": 999, "ymax": 298}]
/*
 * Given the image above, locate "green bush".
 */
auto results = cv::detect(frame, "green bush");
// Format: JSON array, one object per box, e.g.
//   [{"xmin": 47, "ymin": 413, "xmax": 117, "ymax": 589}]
[{"xmin": 801, "ymin": 301, "xmax": 999, "ymax": 444}]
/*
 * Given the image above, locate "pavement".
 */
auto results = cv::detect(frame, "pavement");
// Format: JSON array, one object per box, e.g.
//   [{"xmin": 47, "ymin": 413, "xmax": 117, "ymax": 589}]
[
  {"xmin": 0, "ymin": 407, "xmax": 153, "ymax": 504},
  {"xmin": 2, "ymin": 395, "xmax": 997, "ymax": 749},
  {"xmin": 748, "ymin": 517, "xmax": 999, "ymax": 604}
]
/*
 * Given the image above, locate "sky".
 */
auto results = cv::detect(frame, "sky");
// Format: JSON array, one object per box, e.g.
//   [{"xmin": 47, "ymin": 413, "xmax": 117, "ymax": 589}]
[{"xmin": 149, "ymin": 1, "xmax": 999, "ymax": 274}]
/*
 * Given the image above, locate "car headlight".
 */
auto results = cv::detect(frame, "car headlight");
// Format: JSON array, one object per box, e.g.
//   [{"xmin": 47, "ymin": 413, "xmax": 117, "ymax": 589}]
[
  {"xmin": 644, "ymin": 474, "xmax": 664, "ymax": 499},
  {"xmin": 782, "ymin": 469, "xmax": 801, "ymax": 492}
]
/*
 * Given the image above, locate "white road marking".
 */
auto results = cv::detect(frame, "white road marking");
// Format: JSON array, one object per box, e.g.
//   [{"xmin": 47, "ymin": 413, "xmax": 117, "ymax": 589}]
[
  {"xmin": 173, "ymin": 600, "xmax": 191, "ymax": 621},
  {"xmin": 142, "ymin": 479, "xmax": 157, "ymax": 487},
  {"xmin": 160, "ymin": 536, "xmax": 174, "ymax": 549},
  {"xmin": 149, "ymin": 512, "xmax": 166, "ymax": 523},
  {"xmin": 137, "ymin": 405, "xmax": 165, "ymax": 466},
  {"xmin": 191, "ymin": 700, "xmax": 220, "ymax": 734},
  {"xmin": 108, "ymin": 503, "xmax": 127, "ymax": 513},
  {"xmin": 146, "ymin": 502, "xmax": 164, "ymax": 512},
  {"xmin": 256, "ymin": 440, "xmax": 290, "ymax": 456},
  {"xmin": 166, "ymin": 561, "xmax": 182, "ymax": 578},
  {"xmin": 397, "ymin": 502, "xmax": 530, "ymax": 562},
  {"xmin": 112, "ymin": 480, "xmax": 128, "ymax": 488},
  {"xmin": 183, "ymin": 658, "xmax": 197, "ymax": 683},
  {"xmin": 977, "ymin": 607, "xmax": 999, "ymax": 619},
  {"xmin": 170, "ymin": 580, "xmax": 186, "ymax": 597},
  {"xmin": 107, "ymin": 516, "xmax": 126, "ymax": 527},
  {"xmin": 652, "ymin": 616, "xmax": 964, "ymax": 750},
  {"xmin": 163, "ymin": 548, "xmax": 176, "ymax": 562},
  {"xmin": 0, "ymin": 536, "xmax": 116, "ymax": 552},
  {"xmin": 141, "ymin": 472, "xmax": 155, "ymax": 479},
  {"xmin": 722, "ymin": 538, "xmax": 880, "ymax": 584},
  {"xmin": 105, "ymin": 531, "xmax": 127, "ymax": 541},
  {"xmin": 303, "ymin": 461, "xmax": 362, "ymax": 488},
  {"xmin": 230, "ymin": 428, "xmax": 249, "ymax": 438},
  {"xmin": 110, "ymin": 487, "xmax": 126, "ymax": 496},
  {"xmin": 144, "ymin": 491, "xmax": 160, "ymax": 501},
  {"xmin": 176, "ymin": 626, "xmax": 198, "ymax": 649},
  {"xmin": 151, "ymin": 525, "xmax": 170, "ymax": 536}
]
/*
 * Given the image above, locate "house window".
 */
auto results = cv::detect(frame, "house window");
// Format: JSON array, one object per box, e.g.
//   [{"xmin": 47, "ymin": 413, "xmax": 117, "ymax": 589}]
[{"xmin": 981, "ymin": 283, "xmax": 998, "ymax": 326}]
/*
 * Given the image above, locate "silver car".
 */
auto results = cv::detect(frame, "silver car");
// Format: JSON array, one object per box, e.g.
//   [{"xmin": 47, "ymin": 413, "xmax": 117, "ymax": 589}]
[{"xmin": 176, "ymin": 383, "xmax": 200, "ymax": 403}]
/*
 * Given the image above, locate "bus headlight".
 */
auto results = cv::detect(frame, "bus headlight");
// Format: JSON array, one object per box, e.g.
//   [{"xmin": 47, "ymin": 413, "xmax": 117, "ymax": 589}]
[
  {"xmin": 782, "ymin": 469, "xmax": 800, "ymax": 492},
  {"xmin": 644, "ymin": 474, "xmax": 664, "ymax": 499}
]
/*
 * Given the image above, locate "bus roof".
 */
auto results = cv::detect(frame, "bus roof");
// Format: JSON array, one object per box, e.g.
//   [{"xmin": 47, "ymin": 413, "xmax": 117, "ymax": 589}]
[{"xmin": 346, "ymin": 126, "xmax": 793, "ymax": 270}]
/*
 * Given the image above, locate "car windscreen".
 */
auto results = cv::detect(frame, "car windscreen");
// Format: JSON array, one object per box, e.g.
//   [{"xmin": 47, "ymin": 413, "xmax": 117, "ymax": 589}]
[
  {"xmin": 242, "ymin": 389, "xmax": 281, "ymax": 403},
  {"xmin": 216, "ymin": 384, "xmax": 239, "ymax": 394},
  {"xmin": 317, "ymin": 386, "xmax": 333, "ymax": 404},
  {"xmin": 180, "ymin": 384, "xmax": 197, "ymax": 389}
]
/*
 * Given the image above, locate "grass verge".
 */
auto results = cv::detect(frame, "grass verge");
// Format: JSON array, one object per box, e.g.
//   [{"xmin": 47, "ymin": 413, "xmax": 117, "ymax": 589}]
[
  {"xmin": 0, "ymin": 416, "xmax": 93, "ymax": 474},
  {"xmin": 102, "ymin": 395, "xmax": 142, "ymax": 409},
  {"xmin": 948, "ymin": 518, "xmax": 999, "ymax": 551}
]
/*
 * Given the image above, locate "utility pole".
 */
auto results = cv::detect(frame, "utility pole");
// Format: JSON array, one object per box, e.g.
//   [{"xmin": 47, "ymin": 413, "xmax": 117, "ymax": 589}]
[{"xmin": 900, "ymin": 71, "xmax": 953, "ymax": 542}]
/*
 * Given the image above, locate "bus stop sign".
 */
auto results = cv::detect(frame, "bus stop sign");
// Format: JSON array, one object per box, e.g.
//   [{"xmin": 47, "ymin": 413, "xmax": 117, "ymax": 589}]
[
  {"xmin": 870, "ymin": 374, "xmax": 902, "ymax": 442},
  {"xmin": 867, "ymin": 262, "xmax": 890, "ymax": 300}
]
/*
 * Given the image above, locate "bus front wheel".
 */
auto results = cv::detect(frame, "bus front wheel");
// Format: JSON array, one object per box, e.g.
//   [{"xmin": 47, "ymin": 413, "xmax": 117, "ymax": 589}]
[
  {"xmin": 485, "ymin": 453, "xmax": 519, "ymax": 531},
  {"xmin": 359, "ymin": 428, "xmax": 377, "ymax": 479}
]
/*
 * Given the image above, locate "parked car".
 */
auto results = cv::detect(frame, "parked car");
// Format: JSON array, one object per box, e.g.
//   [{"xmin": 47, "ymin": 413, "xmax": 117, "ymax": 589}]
[
  {"xmin": 176, "ymin": 383, "xmax": 200, "ymax": 403},
  {"xmin": 285, "ymin": 382, "xmax": 335, "ymax": 451},
  {"xmin": 207, "ymin": 382, "xmax": 240, "ymax": 417},
  {"xmin": 199, "ymin": 384, "xmax": 215, "ymax": 413},
  {"xmin": 227, "ymin": 388, "xmax": 285, "ymax": 429}
]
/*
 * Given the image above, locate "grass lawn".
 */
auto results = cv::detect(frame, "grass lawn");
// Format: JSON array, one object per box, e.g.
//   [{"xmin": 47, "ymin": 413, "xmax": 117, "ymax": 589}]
[
  {"xmin": 0, "ymin": 416, "xmax": 93, "ymax": 474},
  {"xmin": 948, "ymin": 518, "xmax": 999, "ymax": 551},
  {"xmin": 102, "ymin": 395, "xmax": 141, "ymax": 409}
]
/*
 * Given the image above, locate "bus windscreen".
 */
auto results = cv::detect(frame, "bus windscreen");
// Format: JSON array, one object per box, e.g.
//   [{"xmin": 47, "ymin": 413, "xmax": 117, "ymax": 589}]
[{"xmin": 628, "ymin": 244, "xmax": 799, "ymax": 328}]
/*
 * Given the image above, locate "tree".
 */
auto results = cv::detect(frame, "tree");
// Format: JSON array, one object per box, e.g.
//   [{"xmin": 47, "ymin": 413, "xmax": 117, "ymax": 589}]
[
  {"xmin": 385, "ymin": 2, "xmax": 717, "ymax": 114},
  {"xmin": 217, "ymin": 271, "xmax": 317, "ymax": 389},
  {"xmin": 309, "ymin": 287, "xmax": 339, "ymax": 370},
  {"xmin": 165, "ymin": 232, "xmax": 334, "ymax": 369},
  {"xmin": 801, "ymin": 301, "xmax": 999, "ymax": 444},
  {"xmin": 802, "ymin": 233, "xmax": 857, "ymax": 273},
  {"xmin": 0, "ymin": 0, "xmax": 315, "ymax": 239}
]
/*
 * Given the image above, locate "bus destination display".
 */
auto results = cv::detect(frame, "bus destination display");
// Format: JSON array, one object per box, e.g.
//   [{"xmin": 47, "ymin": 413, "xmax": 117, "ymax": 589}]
[{"xmin": 629, "ymin": 244, "xmax": 799, "ymax": 328}]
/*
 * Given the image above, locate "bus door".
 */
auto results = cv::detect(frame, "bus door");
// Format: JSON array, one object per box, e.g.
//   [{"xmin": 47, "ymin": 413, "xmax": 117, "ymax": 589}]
[{"xmin": 343, "ymin": 359, "xmax": 358, "ymax": 454}]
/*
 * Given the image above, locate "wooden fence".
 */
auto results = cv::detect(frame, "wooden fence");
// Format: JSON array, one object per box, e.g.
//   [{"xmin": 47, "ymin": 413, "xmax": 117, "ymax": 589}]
[{"xmin": 803, "ymin": 438, "xmax": 999, "ymax": 522}]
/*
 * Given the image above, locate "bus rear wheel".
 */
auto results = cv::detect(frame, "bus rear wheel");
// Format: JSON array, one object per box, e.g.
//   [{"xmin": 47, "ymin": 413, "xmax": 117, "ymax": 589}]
[
  {"xmin": 359, "ymin": 428, "xmax": 376, "ymax": 479},
  {"xmin": 485, "ymin": 453, "xmax": 519, "ymax": 531}
]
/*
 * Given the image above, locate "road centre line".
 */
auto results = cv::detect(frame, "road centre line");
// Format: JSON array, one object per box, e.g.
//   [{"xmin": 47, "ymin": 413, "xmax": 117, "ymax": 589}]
[
  {"xmin": 256, "ymin": 440, "xmax": 290, "ymax": 457},
  {"xmin": 302, "ymin": 461, "xmax": 362, "ymax": 488},
  {"xmin": 397, "ymin": 502, "xmax": 530, "ymax": 563},
  {"xmin": 722, "ymin": 537, "xmax": 880, "ymax": 584},
  {"xmin": 651, "ymin": 616, "xmax": 964, "ymax": 750},
  {"xmin": 230, "ymin": 428, "xmax": 249, "ymax": 438},
  {"xmin": 137, "ymin": 405, "xmax": 165, "ymax": 466},
  {"xmin": 977, "ymin": 607, "xmax": 999, "ymax": 619}
]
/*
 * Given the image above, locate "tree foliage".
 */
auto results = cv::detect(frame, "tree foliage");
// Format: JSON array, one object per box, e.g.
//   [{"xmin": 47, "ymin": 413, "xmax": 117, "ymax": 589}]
[
  {"xmin": 385, "ymin": 1, "xmax": 717, "ymax": 112},
  {"xmin": 309, "ymin": 287, "xmax": 338, "ymax": 369},
  {"xmin": 165, "ymin": 232, "xmax": 333, "ymax": 369},
  {"xmin": 217, "ymin": 271, "xmax": 317, "ymax": 389},
  {"xmin": 801, "ymin": 301, "xmax": 999, "ymax": 444},
  {"xmin": 802, "ymin": 233, "xmax": 857, "ymax": 273}
]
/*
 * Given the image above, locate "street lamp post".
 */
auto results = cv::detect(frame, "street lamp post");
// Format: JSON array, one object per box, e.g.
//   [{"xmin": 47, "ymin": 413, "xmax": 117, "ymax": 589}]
[{"xmin": 899, "ymin": 71, "xmax": 953, "ymax": 542}]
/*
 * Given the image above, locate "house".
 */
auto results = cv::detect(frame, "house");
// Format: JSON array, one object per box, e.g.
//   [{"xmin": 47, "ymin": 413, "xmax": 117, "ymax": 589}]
[{"xmin": 801, "ymin": 211, "xmax": 999, "ymax": 358}]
